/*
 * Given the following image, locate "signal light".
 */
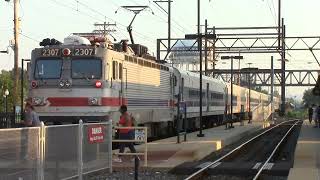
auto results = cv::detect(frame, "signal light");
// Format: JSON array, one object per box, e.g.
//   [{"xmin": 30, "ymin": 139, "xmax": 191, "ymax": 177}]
[
  {"xmin": 95, "ymin": 81, "xmax": 102, "ymax": 88},
  {"xmin": 31, "ymin": 81, "xmax": 38, "ymax": 88},
  {"xmin": 62, "ymin": 48, "xmax": 71, "ymax": 56}
]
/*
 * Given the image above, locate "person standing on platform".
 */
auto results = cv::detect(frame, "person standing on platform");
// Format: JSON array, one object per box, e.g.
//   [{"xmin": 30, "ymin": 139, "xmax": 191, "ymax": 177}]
[
  {"xmin": 308, "ymin": 105, "xmax": 314, "ymax": 124},
  {"xmin": 312, "ymin": 105, "xmax": 319, "ymax": 128},
  {"xmin": 113, "ymin": 105, "xmax": 137, "ymax": 163},
  {"xmin": 316, "ymin": 105, "xmax": 320, "ymax": 128},
  {"xmin": 24, "ymin": 103, "xmax": 41, "ymax": 127}
]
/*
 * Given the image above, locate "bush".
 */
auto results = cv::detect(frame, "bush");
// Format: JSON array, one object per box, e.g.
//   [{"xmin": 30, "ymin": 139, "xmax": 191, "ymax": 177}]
[{"xmin": 286, "ymin": 110, "xmax": 307, "ymax": 119}]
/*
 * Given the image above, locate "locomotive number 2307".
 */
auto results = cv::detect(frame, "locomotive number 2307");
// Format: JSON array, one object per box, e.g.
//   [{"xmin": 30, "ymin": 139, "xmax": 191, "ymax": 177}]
[
  {"xmin": 74, "ymin": 48, "xmax": 95, "ymax": 56},
  {"xmin": 42, "ymin": 49, "xmax": 60, "ymax": 56}
]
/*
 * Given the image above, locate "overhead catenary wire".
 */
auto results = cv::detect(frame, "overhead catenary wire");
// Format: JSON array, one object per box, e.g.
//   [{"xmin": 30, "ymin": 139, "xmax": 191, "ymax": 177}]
[
  {"xmin": 265, "ymin": 0, "xmax": 277, "ymax": 25},
  {"xmin": 148, "ymin": 0, "xmax": 192, "ymax": 34},
  {"xmin": 48, "ymin": 0, "xmax": 104, "ymax": 22},
  {"xmin": 76, "ymin": 0, "xmax": 158, "ymax": 43},
  {"xmin": 47, "ymin": 0, "xmax": 156, "ymax": 46},
  {"xmin": 131, "ymin": 0, "xmax": 193, "ymax": 35}
]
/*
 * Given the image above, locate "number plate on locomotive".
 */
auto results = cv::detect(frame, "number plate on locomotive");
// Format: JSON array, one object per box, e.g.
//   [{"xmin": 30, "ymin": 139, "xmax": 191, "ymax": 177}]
[
  {"xmin": 41, "ymin": 48, "xmax": 60, "ymax": 57},
  {"xmin": 73, "ymin": 48, "xmax": 95, "ymax": 56}
]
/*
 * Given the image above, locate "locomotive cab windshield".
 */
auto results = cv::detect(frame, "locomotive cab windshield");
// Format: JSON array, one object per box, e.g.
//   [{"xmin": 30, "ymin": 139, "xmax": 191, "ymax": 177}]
[
  {"xmin": 71, "ymin": 58, "xmax": 102, "ymax": 80},
  {"xmin": 35, "ymin": 58, "xmax": 62, "ymax": 79}
]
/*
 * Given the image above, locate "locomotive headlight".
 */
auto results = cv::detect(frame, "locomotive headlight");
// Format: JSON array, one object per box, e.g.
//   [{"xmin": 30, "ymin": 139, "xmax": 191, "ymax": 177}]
[
  {"xmin": 32, "ymin": 97, "xmax": 43, "ymax": 106},
  {"xmin": 59, "ymin": 81, "xmax": 65, "ymax": 88},
  {"xmin": 65, "ymin": 80, "xmax": 72, "ymax": 88},
  {"xmin": 88, "ymin": 97, "xmax": 100, "ymax": 106}
]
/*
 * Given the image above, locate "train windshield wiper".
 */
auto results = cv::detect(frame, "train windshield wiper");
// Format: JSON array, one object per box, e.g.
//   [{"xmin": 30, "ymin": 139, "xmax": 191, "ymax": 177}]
[{"xmin": 81, "ymin": 73, "xmax": 91, "ymax": 82}]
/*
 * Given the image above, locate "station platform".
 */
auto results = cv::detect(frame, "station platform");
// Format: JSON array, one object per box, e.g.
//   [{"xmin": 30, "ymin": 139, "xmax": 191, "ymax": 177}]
[
  {"xmin": 113, "ymin": 121, "xmax": 270, "ymax": 169},
  {"xmin": 288, "ymin": 120, "xmax": 320, "ymax": 180}
]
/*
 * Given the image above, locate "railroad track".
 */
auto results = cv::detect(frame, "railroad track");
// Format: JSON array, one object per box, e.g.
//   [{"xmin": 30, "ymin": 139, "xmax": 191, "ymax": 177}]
[{"xmin": 184, "ymin": 119, "xmax": 302, "ymax": 180}]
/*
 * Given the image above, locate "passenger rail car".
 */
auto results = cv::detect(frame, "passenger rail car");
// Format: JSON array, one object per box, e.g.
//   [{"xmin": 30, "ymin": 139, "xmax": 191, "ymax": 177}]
[{"xmin": 28, "ymin": 35, "xmax": 279, "ymax": 137}]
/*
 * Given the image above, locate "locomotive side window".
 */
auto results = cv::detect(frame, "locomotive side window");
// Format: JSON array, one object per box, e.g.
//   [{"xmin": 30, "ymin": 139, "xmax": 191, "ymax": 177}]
[
  {"xmin": 173, "ymin": 75, "xmax": 177, "ymax": 86},
  {"xmin": 119, "ymin": 63, "xmax": 123, "ymax": 80},
  {"xmin": 211, "ymin": 92, "xmax": 224, "ymax": 100},
  {"xmin": 72, "ymin": 59, "xmax": 102, "ymax": 79},
  {"xmin": 112, "ymin": 61, "xmax": 119, "ymax": 80},
  {"xmin": 34, "ymin": 59, "xmax": 62, "ymax": 79},
  {"xmin": 129, "ymin": 56, "xmax": 133, "ymax": 63}
]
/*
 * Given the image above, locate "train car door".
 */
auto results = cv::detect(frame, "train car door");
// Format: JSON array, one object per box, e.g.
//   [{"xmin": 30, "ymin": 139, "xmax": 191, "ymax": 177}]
[
  {"xmin": 181, "ymin": 78, "xmax": 184, "ymax": 101},
  {"xmin": 206, "ymin": 83, "xmax": 209, "ymax": 112},
  {"xmin": 119, "ymin": 62, "xmax": 126, "ymax": 104}
]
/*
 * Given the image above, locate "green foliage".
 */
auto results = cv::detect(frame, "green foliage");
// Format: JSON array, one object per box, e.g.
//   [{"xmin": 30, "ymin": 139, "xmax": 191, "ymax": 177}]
[
  {"xmin": 253, "ymin": 87, "xmax": 269, "ymax": 94},
  {"xmin": 286, "ymin": 110, "xmax": 307, "ymax": 119},
  {"xmin": 302, "ymin": 88, "xmax": 320, "ymax": 108},
  {"xmin": 0, "ymin": 68, "xmax": 28, "ymax": 112}
]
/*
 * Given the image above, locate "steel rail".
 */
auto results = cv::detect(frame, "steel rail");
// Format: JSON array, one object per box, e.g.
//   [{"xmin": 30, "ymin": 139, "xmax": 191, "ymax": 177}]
[
  {"xmin": 184, "ymin": 119, "xmax": 299, "ymax": 180},
  {"xmin": 253, "ymin": 120, "xmax": 301, "ymax": 180}
]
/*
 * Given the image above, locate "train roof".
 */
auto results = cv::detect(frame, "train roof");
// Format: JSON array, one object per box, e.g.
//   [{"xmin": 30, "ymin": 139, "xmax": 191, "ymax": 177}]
[{"xmin": 172, "ymin": 67, "xmax": 227, "ymax": 86}]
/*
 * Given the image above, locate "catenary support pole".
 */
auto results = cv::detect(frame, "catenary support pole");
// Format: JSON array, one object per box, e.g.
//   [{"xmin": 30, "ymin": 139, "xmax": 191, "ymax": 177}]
[
  {"xmin": 168, "ymin": 0, "xmax": 171, "ymax": 65},
  {"xmin": 271, "ymin": 56, "xmax": 274, "ymax": 122},
  {"xmin": 197, "ymin": 0, "xmax": 204, "ymax": 137},
  {"xmin": 248, "ymin": 63, "xmax": 252, "ymax": 124},
  {"xmin": 205, "ymin": 19, "xmax": 208, "ymax": 76},
  {"xmin": 281, "ymin": 18, "xmax": 286, "ymax": 116},
  {"xmin": 230, "ymin": 58, "xmax": 234, "ymax": 128}
]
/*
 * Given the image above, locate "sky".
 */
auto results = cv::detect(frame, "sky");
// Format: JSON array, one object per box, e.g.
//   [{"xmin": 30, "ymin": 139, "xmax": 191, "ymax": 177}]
[{"xmin": 1, "ymin": 0, "xmax": 320, "ymax": 100}]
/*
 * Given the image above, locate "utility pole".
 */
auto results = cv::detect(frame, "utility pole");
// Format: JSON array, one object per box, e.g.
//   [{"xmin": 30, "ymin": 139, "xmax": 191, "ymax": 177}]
[
  {"xmin": 93, "ymin": 22, "xmax": 117, "ymax": 41},
  {"xmin": 93, "ymin": 22, "xmax": 116, "ymax": 36},
  {"xmin": 13, "ymin": 0, "xmax": 19, "ymax": 112}
]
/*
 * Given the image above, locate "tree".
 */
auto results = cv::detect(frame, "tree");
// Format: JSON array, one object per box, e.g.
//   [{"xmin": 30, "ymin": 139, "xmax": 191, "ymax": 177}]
[
  {"xmin": 253, "ymin": 87, "xmax": 268, "ymax": 94},
  {"xmin": 0, "ymin": 68, "xmax": 28, "ymax": 112},
  {"xmin": 302, "ymin": 88, "xmax": 320, "ymax": 108}
]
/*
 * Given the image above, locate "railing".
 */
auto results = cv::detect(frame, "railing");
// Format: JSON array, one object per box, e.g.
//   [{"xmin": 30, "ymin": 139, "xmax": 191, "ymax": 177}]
[
  {"xmin": 113, "ymin": 126, "xmax": 148, "ymax": 166},
  {"xmin": 0, "ymin": 112, "xmax": 21, "ymax": 128},
  {"xmin": 0, "ymin": 120, "xmax": 112, "ymax": 180}
]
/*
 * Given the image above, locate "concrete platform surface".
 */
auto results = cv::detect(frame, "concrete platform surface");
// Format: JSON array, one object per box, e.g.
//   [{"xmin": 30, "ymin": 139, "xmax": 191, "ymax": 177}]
[
  {"xmin": 288, "ymin": 121, "xmax": 320, "ymax": 180},
  {"xmin": 113, "ymin": 121, "xmax": 270, "ymax": 168}
]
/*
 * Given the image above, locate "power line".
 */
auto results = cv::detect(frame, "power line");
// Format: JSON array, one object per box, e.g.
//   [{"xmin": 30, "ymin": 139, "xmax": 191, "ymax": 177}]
[
  {"xmin": 48, "ymin": 0, "xmax": 103, "ymax": 22},
  {"xmin": 131, "ymin": 0, "xmax": 192, "ymax": 35},
  {"xmin": 264, "ymin": 0, "xmax": 277, "ymax": 26},
  {"xmin": 150, "ymin": 1, "xmax": 190, "ymax": 34},
  {"xmin": 47, "ymin": 0, "xmax": 156, "ymax": 46},
  {"xmin": 76, "ymin": 0, "xmax": 157, "ymax": 42},
  {"xmin": 270, "ymin": 0, "xmax": 278, "ymax": 23},
  {"xmin": 19, "ymin": 33, "xmax": 40, "ymax": 42}
]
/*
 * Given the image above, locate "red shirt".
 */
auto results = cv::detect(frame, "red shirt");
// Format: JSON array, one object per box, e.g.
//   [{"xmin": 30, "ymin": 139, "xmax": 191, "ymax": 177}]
[{"xmin": 119, "ymin": 112, "xmax": 132, "ymax": 133}]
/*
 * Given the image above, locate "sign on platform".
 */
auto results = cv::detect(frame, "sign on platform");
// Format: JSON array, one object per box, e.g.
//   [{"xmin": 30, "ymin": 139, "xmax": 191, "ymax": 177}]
[
  {"xmin": 180, "ymin": 101, "xmax": 186, "ymax": 113},
  {"xmin": 88, "ymin": 125, "xmax": 105, "ymax": 144},
  {"xmin": 135, "ymin": 129, "xmax": 145, "ymax": 141}
]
